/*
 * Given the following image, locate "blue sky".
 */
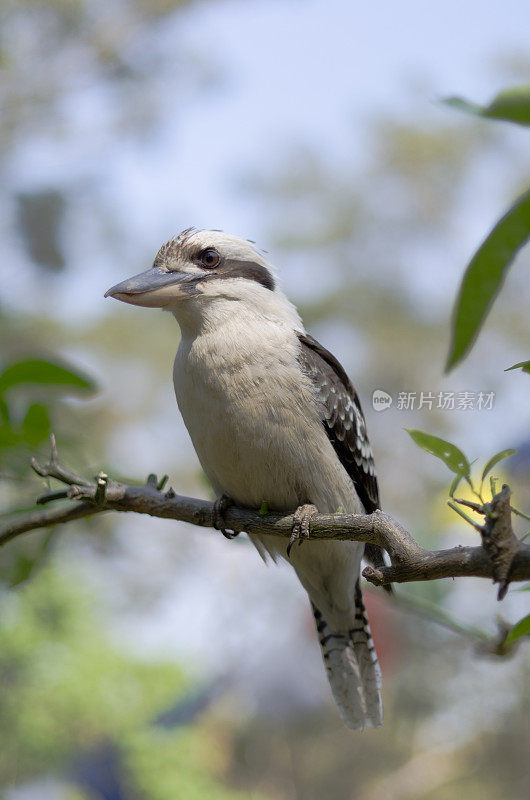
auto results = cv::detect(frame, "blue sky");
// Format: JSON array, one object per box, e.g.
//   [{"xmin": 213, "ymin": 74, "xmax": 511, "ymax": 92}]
[{"xmin": 5, "ymin": 0, "xmax": 530, "ymax": 319}]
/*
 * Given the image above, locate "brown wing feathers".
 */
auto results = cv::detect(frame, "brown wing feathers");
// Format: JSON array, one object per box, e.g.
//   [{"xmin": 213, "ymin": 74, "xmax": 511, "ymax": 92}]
[
  {"xmin": 297, "ymin": 332, "xmax": 379, "ymax": 514},
  {"xmin": 297, "ymin": 332, "xmax": 389, "ymax": 581}
]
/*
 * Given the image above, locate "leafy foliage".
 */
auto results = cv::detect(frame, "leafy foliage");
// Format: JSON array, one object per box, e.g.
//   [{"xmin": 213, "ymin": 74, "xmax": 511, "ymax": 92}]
[
  {"xmin": 405, "ymin": 429, "xmax": 470, "ymax": 476},
  {"xmin": 481, "ymin": 449, "xmax": 516, "ymax": 482},
  {"xmin": 505, "ymin": 360, "xmax": 530, "ymax": 374},
  {"xmin": 0, "ymin": 357, "xmax": 96, "ymax": 589},
  {"xmin": 0, "ymin": 567, "xmax": 259, "ymax": 799},
  {"xmin": 0, "ymin": 358, "xmax": 95, "ymax": 394},
  {"xmin": 444, "ymin": 85, "xmax": 530, "ymax": 126},
  {"xmin": 443, "ymin": 85, "xmax": 530, "ymax": 370},
  {"xmin": 406, "ymin": 432, "xmax": 530, "ymax": 546},
  {"xmin": 504, "ymin": 613, "xmax": 530, "ymax": 646},
  {"xmin": 448, "ymin": 473, "xmax": 464, "ymax": 498},
  {"xmin": 446, "ymin": 189, "xmax": 530, "ymax": 371},
  {"xmin": 407, "ymin": 430, "xmax": 510, "ymax": 492},
  {"xmin": 0, "ymin": 357, "xmax": 95, "ymax": 466}
]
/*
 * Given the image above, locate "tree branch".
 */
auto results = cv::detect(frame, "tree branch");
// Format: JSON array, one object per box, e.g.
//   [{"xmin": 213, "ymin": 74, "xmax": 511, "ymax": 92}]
[{"xmin": 1, "ymin": 445, "xmax": 529, "ymax": 595}]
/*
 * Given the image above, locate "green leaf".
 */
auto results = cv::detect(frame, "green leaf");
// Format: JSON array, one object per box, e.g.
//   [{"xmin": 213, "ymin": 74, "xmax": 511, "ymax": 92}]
[
  {"xmin": 505, "ymin": 613, "xmax": 530, "ymax": 646},
  {"xmin": 22, "ymin": 403, "xmax": 51, "ymax": 446},
  {"xmin": 0, "ymin": 422, "xmax": 18, "ymax": 451},
  {"xmin": 6, "ymin": 554, "xmax": 41, "ymax": 587},
  {"xmin": 481, "ymin": 448, "xmax": 516, "ymax": 482},
  {"xmin": 443, "ymin": 85, "xmax": 530, "ymax": 126},
  {"xmin": 448, "ymin": 473, "xmax": 463, "ymax": 497},
  {"xmin": 446, "ymin": 189, "xmax": 530, "ymax": 371},
  {"xmin": 505, "ymin": 360, "xmax": 530, "ymax": 374},
  {"xmin": 443, "ymin": 96, "xmax": 484, "ymax": 117},
  {"xmin": 0, "ymin": 358, "xmax": 96, "ymax": 394},
  {"xmin": 0, "ymin": 530, "xmax": 57, "ymax": 588},
  {"xmin": 405, "ymin": 429, "xmax": 470, "ymax": 476},
  {"xmin": 0, "ymin": 397, "xmax": 9, "ymax": 424},
  {"xmin": 259, "ymin": 501, "xmax": 269, "ymax": 516}
]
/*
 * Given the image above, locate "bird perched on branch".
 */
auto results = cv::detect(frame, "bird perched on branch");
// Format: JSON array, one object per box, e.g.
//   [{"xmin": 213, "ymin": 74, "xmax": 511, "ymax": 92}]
[{"xmin": 105, "ymin": 229, "xmax": 384, "ymax": 729}]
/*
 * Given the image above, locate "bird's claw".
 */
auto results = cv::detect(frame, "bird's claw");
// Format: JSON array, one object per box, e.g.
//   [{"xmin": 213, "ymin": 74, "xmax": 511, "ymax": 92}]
[
  {"xmin": 287, "ymin": 504, "xmax": 318, "ymax": 558},
  {"xmin": 212, "ymin": 494, "xmax": 239, "ymax": 540}
]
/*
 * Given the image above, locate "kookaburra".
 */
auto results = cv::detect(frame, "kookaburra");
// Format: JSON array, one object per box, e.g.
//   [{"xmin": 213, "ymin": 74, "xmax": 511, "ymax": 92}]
[{"xmin": 105, "ymin": 228, "xmax": 383, "ymax": 729}]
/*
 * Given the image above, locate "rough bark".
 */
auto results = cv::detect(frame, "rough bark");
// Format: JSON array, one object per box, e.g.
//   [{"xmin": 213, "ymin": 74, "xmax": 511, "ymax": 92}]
[{"xmin": 1, "ymin": 445, "xmax": 528, "ymax": 596}]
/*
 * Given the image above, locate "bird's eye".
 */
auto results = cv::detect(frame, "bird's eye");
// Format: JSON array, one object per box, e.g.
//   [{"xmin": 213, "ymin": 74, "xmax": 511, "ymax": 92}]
[{"xmin": 200, "ymin": 248, "xmax": 221, "ymax": 269}]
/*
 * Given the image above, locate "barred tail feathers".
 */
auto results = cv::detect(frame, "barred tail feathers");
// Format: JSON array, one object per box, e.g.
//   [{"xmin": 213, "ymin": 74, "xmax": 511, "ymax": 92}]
[{"xmin": 312, "ymin": 582, "xmax": 382, "ymax": 730}]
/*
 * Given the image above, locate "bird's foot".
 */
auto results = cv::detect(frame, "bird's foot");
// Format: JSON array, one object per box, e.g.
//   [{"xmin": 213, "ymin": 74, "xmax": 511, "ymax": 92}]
[
  {"xmin": 287, "ymin": 504, "xmax": 318, "ymax": 558},
  {"xmin": 212, "ymin": 493, "xmax": 239, "ymax": 540}
]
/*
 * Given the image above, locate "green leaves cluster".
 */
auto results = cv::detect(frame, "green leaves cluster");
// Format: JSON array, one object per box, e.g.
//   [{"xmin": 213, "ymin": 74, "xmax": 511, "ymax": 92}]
[
  {"xmin": 0, "ymin": 357, "xmax": 95, "ymax": 460},
  {"xmin": 409, "ymin": 86, "xmax": 530, "ymax": 647},
  {"xmin": 407, "ymin": 429, "xmax": 529, "ymax": 647},
  {"xmin": 444, "ymin": 85, "xmax": 530, "ymax": 372},
  {"xmin": 405, "ymin": 429, "xmax": 517, "ymax": 501},
  {"xmin": 0, "ymin": 357, "xmax": 96, "ymax": 588}
]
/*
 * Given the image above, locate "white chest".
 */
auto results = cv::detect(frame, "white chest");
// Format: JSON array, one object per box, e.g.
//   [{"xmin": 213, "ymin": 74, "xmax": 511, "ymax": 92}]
[{"xmin": 172, "ymin": 317, "xmax": 356, "ymax": 514}]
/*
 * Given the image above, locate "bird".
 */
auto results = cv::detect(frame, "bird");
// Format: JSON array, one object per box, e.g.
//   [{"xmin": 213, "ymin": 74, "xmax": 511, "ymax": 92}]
[{"xmin": 105, "ymin": 228, "xmax": 384, "ymax": 729}]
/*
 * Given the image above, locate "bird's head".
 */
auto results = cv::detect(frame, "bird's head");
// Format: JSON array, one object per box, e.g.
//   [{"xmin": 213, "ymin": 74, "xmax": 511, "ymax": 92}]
[{"xmin": 105, "ymin": 228, "xmax": 276, "ymax": 311}]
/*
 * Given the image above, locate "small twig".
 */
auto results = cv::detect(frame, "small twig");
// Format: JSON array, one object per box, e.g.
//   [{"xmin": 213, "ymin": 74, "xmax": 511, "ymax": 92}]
[
  {"xmin": 452, "ymin": 497, "xmax": 484, "ymax": 513},
  {"xmin": 511, "ymin": 506, "xmax": 530, "ymax": 523},
  {"xmin": 0, "ymin": 502, "xmax": 103, "ymax": 547},
  {"xmin": 31, "ymin": 435, "xmax": 92, "ymax": 488},
  {"xmin": 94, "ymin": 472, "xmax": 108, "ymax": 505},
  {"xmin": 447, "ymin": 500, "xmax": 483, "ymax": 532},
  {"xmin": 36, "ymin": 490, "xmax": 70, "ymax": 505}
]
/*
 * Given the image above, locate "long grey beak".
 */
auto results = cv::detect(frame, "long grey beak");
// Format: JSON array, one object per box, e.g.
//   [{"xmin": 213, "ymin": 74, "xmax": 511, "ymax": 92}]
[
  {"xmin": 105, "ymin": 266, "xmax": 189, "ymax": 298},
  {"xmin": 105, "ymin": 266, "xmax": 191, "ymax": 307}
]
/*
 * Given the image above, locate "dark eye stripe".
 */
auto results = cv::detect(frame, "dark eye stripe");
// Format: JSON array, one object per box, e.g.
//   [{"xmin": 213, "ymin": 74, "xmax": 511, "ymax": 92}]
[
  {"xmin": 216, "ymin": 258, "xmax": 275, "ymax": 291},
  {"xmin": 187, "ymin": 253, "xmax": 275, "ymax": 291}
]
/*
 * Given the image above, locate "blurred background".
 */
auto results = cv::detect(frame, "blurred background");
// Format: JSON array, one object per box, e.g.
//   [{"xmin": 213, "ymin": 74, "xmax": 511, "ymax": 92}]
[{"xmin": 1, "ymin": 1, "xmax": 530, "ymax": 798}]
